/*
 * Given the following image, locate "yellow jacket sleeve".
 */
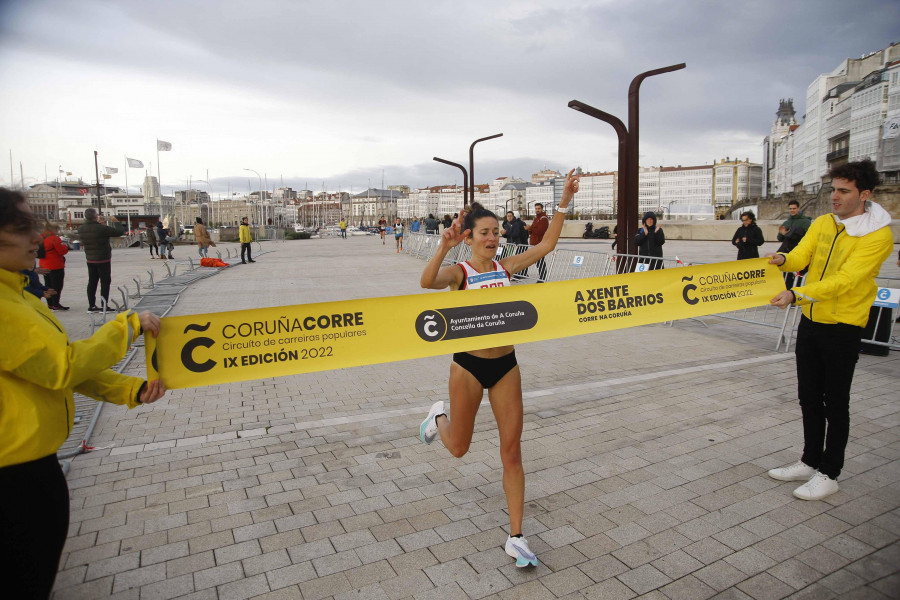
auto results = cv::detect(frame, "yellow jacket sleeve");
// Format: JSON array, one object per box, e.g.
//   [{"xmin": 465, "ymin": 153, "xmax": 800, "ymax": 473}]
[{"xmin": 4, "ymin": 310, "xmax": 141, "ymax": 391}]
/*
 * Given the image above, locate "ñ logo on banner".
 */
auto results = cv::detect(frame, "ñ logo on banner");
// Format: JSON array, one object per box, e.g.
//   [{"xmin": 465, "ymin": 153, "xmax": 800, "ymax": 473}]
[
  {"xmin": 415, "ymin": 311, "xmax": 447, "ymax": 341},
  {"xmin": 681, "ymin": 275, "xmax": 699, "ymax": 305},
  {"xmin": 180, "ymin": 322, "xmax": 217, "ymax": 372}
]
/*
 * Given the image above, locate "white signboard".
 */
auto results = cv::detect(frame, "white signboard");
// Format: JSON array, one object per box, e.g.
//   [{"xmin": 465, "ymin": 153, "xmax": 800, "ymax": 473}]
[
  {"xmin": 573, "ymin": 255, "xmax": 584, "ymax": 267},
  {"xmin": 873, "ymin": 287, "xmax": 900, "ymax": 309}
]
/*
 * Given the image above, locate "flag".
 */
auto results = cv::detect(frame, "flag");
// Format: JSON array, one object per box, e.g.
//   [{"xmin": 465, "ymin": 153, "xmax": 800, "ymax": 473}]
[
  {"xmin": 105, "ymin": 167, "xmax": 118, "ymax": 174},
  {"xmin": 78, "ymin": 188, "xmax": 88, "ymax": 195},
  {"xmin": 126, "ymin": 158, "xmax": 144, "ymax": 168},
  {"xmin": 884, "ymin": 116, "xmax": 900, "ymax": 140},
  {"xmin": 157, "ymin": 140, "xmax": 172, "ymax": 151},
  {"xmin": 65, "ymin": 171, "xmax": 72, "ymax": 176},
  {"xmin": 102, "ymin": 174, "xmax": 112, "ymax": 179}
]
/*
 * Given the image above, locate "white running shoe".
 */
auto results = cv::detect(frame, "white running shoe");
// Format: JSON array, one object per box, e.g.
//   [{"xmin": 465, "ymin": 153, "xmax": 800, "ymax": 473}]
[
  {"xmin": 419, "ymin": 401, "xmax": 445, "ymax": 445},
  {"xmin": 793, "ymin": 472, "xmax": 839, "ymax": 501},
  {"xmin": 768, "ymin": 461, "xmax": 815, "ymax": 482},
  {"xmin": 505, "ymin": 535, "xmax": 538, "ymax": 568}
]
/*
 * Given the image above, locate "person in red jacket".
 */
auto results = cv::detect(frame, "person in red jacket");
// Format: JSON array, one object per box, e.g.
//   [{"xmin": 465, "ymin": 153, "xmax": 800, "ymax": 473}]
[{"xmin": 39, "ymin": 222, "xmax": 69, "ymax": 310}]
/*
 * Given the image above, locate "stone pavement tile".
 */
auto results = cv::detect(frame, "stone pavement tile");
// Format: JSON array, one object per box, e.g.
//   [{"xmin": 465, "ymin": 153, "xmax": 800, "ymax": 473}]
[
  {"xmin": 827, "ymin": 495, "xmax": 895, "ymax": 526},
  {"xmin": 355, "ymin": 539, "xmax": 404, "ymax": 565},
  {"xmin": 694, "ymin": 560, "xmax": 749, "ymax": 591},
  {"xmin": 264, "ymin": 560, "xmax": 317, "ymax": 590},
  {"xmin": 312, "ymin": 548, "xmax": 363, "ymax": 577},
  {"xmin": 794, "ymin": 544, "xmax": 852, "ymax": 574},
  {"xmin": 724, "ymin": 547, "xmax": 778, "ymax": 576},
  {"xmin": 579, "ymin": 577, "xmax": 638, "ymax": 600},
  {"xmin": 821, "ymin": 532, "xmax": 877, "ymax": 561},
  {"xmin": 615, "ymin": 563, "xmax": 671, "ymax": 595},
  {"xmin": 845, "ymin": 542, "xmax": 900, "ymax": 582},
  {"xmin": 768, "ymin": 558, "xmax": 822, "ymax": 590},
  {"xmin": 467, "ymin": 546, "xmax": 514, "ymax": 574},
  {"xmin": 869, "ymin": 572, "xmax": 900, "ymax": 598},
  {"xmin": 752, "ymin": 536, "xmax": 805, "ymax": 563},
  {"xmin": 413, "ymin": 581, "xmax": 470, "ymax": 600},
  {"xmin": 215, "ymin": 539, "xmax": 262, "ymax": 565},
  {"xmin": 571, "ymin": 532, "xmax": 621, "ymax": 559},
  {"xmin": 194, "ymin": 561, "xmax": 244, "ymax": 590},
  {"xmin": 537, "ymin": 565, "xmax": 593, "ymax": 596},
  {"xmin": 846, "ymin": 521, "xmax": 898, "ymax": 549},
  {"xmin": 53, "ymin": 565, "xmax": 87, "ymax": 591},
  {"xmin": 334, "ymin": 582, "xmax": 392, "ymax": 600},
  {"xmin": 299, "ymin": 572, "xmax": 353, "ymax": 600},
  {"xmin": 257, "ymin": 527, "xmax": 306, "ymax": 553},
  {"xmin": 166, "ymin": 550, "xmax": 215, "ymax": 578},
  {"xmin": 379, "ymin": 570, "xmax": 435, "ymax": 600},
  {"xmin": 83, "ymin": 551, "xmax": 140, "ymax": 581},
  {"xmin": 651, "ymin": 548, "xmax": 705, "ymax": 580},
  {"xmin": 242, "ymin": 549, "xmax": 292, "ymax": 577},
  {"xmin": 216, "ymin": 572, "xmax": 270, "ymax": 600},
  {"xmin": 612, "ymin": 540, "xmax": 664, "ymax": 568},
  {"xmin": 778, "ymin": 524, "xmax": 827, "ymax": 551},
  {"xmin": 140, "ymin": 540, "xmax": 189, "ymax": 566},
  {"xmin": 579, "ymin": 554, "xmax": 629, "ymax": 583},
  {"xmin": 659, "ymin": 574, "xmax": 717, "ymax": 600},
  {"xmin": 285, "ymin": 538, "xmax": 335, "ymax": 564},
  {"xmin": 343, "ymin": 559, "xmax": 397, "ymax": 589},
  {"xmin": 428, "ymin": 538, "xmax": 477, "ymax": 563},
  {"xmin": 397, "ymin": 529, "xmax": 444, "ymax": 552},
  {"xmin": 138, "ymin": 573, "xmax": 194, "ymax": 600},
  {"xmin": 713, "ymin": 525, "xmax": 762, "ymax": 552},
  {"xmin": 51, "ymin": 575, "xmax": 113, "ymax": 600},
  {"xmin": 388, "ymin": 547, "xmax": 438, "ymax": 575},
  {"xmin": 496, "ymin": 579, "xmax": 556, "ymax": 600},
  {"xmin": 424, "ymin": 556, "xmax": 479, "ymax": 587},
  {"xmin": 112, "ymin": 564, "xmax": 166, "ymax": 593},
  {"xmin": 188, "ymin": 529, "xmax": 234, "ymax": 554},
  {"xmin": 736, "ymin": 572, "xmax": 795, "ymax": 600},
  {"xmin": 247, "ymin": 585, "xmax": 303, "ymax": 600}
]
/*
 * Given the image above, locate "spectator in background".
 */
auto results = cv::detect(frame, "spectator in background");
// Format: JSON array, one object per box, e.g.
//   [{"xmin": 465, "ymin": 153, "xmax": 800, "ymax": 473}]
[
  {"xmin": 424, "ymin": 214, "xmax": 440, "ymax": 235},
  {"xmin": 441, "ymin": 214, "xmax": 452, "ymax": 231},
  {"xmin": 778, "ymin": 200, "xmax": 812, "ymax": 288},
  {"xmin": 526, "ymin": 203, "xmax": 550, "ymax": 282},
  {"xmin": 732, "ymin": 210, "xmax": 765, "ymax": 260},
  {"xmin": 339, "ymin": 217, "xmax": 347, "ymax": 239},
  {"xmin": 239, "ymin": 216, "xmax": 255, "ymax": 264},
  {"xmin": 194, "ymin": 217, "xmax": 212, "ymax": 258},
  {"xmin": 146, "ymin": 223, "xmax": 160, "ymax": 258},
  {"xmin": 410, "ymin": 218, "xmax": 421, "ymax": 233},
  {"xmin": 634, "ymin": 211, "xmax": 665, "ymax": 270},
  {"xmin": 77, "ymin": 207, "xmax": 124, "ymax": 312},
  {"xmin": 39, "ymin": 222, "xmax": 68, "ymax": 310}
]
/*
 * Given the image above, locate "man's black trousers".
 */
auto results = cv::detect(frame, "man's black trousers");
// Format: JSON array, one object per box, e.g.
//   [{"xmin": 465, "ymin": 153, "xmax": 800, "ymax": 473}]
[
  {"xmin": 86, "ymin": 261, "xmax": 111, "ymax": 308},
  {"xmin": 795, "ymin": 316, "xmax": 862, "ymax": 480}
]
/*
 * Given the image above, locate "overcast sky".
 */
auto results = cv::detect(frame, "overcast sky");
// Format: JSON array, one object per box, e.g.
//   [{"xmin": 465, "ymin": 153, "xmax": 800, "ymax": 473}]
[{"xmin": 1, "ymin": 0, "xmax": 897, "ymax": 195}]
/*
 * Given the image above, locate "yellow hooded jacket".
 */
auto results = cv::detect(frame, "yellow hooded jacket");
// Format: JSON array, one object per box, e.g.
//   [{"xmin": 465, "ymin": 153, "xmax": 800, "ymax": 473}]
[
  {"xmin": 780, "ymin": 205, "xmax": 893, "ymax": 328},
  {"xmin": 239, "ymin": 223, "xmax": 252, "ymax": 243},
  {"xmin": 0, "ymin": 268, "xmax": 145, "ymax": 468}
]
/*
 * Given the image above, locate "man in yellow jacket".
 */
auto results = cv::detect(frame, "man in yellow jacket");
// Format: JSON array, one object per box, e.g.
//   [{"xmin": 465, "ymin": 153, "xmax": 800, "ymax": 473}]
[
  {"xmin": 766, "ymin": 159, "xmax": 893, "ymax": 501},
  {"xmin": 239, "ymin": 216, "xmax": 255, "ymax": 264}
]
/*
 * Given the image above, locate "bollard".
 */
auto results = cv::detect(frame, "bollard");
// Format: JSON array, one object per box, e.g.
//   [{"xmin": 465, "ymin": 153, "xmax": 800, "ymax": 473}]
[
  {"xmin": 188, "ymin": 256, "xmax": 194, "ymax": 270},
  {"xmin": 117, "ymin": 286, "xmax": 129, "ymax": 310},
  {"xmin": 164, "ymin": 261, "xmax": 173, "ymax": 277},
  {"xmin": 132, "ymin": 278, "xmax": 142, "ymax": 298},
  {"xmin": 216, "ymin": 249, "xmax": 222, "ymax": 259},
  {"xmin": 147, "ymin": 269, "xmax": 155, "ymax": 288}
]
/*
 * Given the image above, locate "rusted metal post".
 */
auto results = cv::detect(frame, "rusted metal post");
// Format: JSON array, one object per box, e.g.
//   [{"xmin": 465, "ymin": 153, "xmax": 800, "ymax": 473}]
[
  {"xmin": 626, "ymin": 64, "xmax": 686, "ymax": 255},
  {"xmin": 468, "ymin": 134, "xmax": 503, "ymax": 207},
  {"xmin": 568, "ymin": 63, "xmax": 685, "ymax": 263},
  {"xmin": 433, "ymin": 157, "xmax": 468, "ymax": 213}
]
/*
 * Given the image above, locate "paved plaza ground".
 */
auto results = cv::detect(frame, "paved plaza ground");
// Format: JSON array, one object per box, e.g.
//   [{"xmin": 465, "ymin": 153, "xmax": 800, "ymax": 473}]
[{"xmin": 48, "ymin": 234, "xmax": 899, "ymax": 600}]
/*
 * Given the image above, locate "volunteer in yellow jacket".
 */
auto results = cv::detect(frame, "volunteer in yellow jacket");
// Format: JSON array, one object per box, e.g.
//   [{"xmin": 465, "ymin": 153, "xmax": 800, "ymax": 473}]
[
  {"xmin": 239, "ymin": 216, "xmax": 255, "ymax": 264},
  {"xmin": 0, "ymin": 189, "xmax": 167, "ymax": 599},
  {"xmin": 766, "ymin": 160, "xmax": 893, "ymax": 501}
]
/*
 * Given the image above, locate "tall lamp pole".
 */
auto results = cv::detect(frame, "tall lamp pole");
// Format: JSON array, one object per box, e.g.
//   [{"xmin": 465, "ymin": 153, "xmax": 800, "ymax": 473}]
[
  {"xmin": 569, "ymin": 63, "xmax": 685, "ymax": 261},
  {"xmin": 468, "ymin": 133, "xmax": 503, "ymax": 207},
  {"xmin": 243, "ymin": 168, "xmax": 262, "ymax": 228}
]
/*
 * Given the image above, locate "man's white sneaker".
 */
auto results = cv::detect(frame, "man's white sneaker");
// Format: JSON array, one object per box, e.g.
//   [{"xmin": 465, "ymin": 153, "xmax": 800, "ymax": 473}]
[
  {"xmin": 793, "ymin": 472, "xmax": 839, "ymax": 501},
  {"xmin": 505, "ymin": 535, "xmax": 538, "ymax": 568},
  {"xmin": 419, "ymin": 401, "xmax": 445, "ymax": 445},
  {"xmin": 768, "ymin": 461, "xmax": 815, "ymax": 482}
]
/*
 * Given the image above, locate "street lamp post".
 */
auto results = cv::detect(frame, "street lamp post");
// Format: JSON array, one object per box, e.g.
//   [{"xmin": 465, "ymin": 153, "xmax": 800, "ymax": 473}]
[
  {"xmin": 568, "ymin": 63, "xmax": 685, "ymax": 261},
  {"xmin": 243, "ymin": 168, "xmax": 262, "ymax": 229},
  {"xmin": 468, "ymin": 134, "xmax": 503, "ymax": 207}
]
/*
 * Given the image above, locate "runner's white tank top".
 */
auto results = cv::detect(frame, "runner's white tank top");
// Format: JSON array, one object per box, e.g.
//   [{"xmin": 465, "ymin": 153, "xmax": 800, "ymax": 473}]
[{"xmin": 458, "ymin": 260, "xmax": 511, "ymax": 290}]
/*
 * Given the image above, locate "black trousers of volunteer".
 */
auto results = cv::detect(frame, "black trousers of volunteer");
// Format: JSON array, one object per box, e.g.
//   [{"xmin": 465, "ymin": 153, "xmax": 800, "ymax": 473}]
[
  {"xmin": 0, "ymin": 454, "xmax": 70, "ymax": 600},
  {"xmin": 241, "ymin": 242, "xmax": 253, "ymax": 262},
  {"xmin": 795, "ymin": 316, "xmax": 862, "ymax": 480},
  {"xmin": 43, "ymin": 268, "xmax": 65, "ymax": 307},
  {"xmin": 86, "ymin": 260, "xmax": 112, "ymax": 308}
]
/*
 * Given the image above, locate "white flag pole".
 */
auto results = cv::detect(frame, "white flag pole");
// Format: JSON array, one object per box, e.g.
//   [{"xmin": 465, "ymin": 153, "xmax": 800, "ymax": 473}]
[
  {"xmin": 156, "ymin": 139, "xmax": 162, "ymax": 218},
  {"xmin": 124, "ymin": 156, "xmax": 132, "ymax": 233}
]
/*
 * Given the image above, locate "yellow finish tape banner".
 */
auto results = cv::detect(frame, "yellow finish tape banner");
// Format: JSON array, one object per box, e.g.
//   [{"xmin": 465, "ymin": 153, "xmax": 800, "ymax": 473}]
[{"xmin": 146, "ymin": 258, "xmax": 785, "ymax": 389}]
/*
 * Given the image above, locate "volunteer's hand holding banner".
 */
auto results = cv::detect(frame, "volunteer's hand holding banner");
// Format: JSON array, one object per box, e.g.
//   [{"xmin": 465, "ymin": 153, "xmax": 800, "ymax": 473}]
[{"xmin": 146, "ymin": 258, "xmax": 785, "ymax": 389}]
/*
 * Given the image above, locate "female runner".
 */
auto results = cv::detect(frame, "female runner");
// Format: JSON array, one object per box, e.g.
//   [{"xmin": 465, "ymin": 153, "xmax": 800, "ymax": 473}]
[{"xmin": 418, "ymin": 169, "xmax": 578, "ymax": 567}]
